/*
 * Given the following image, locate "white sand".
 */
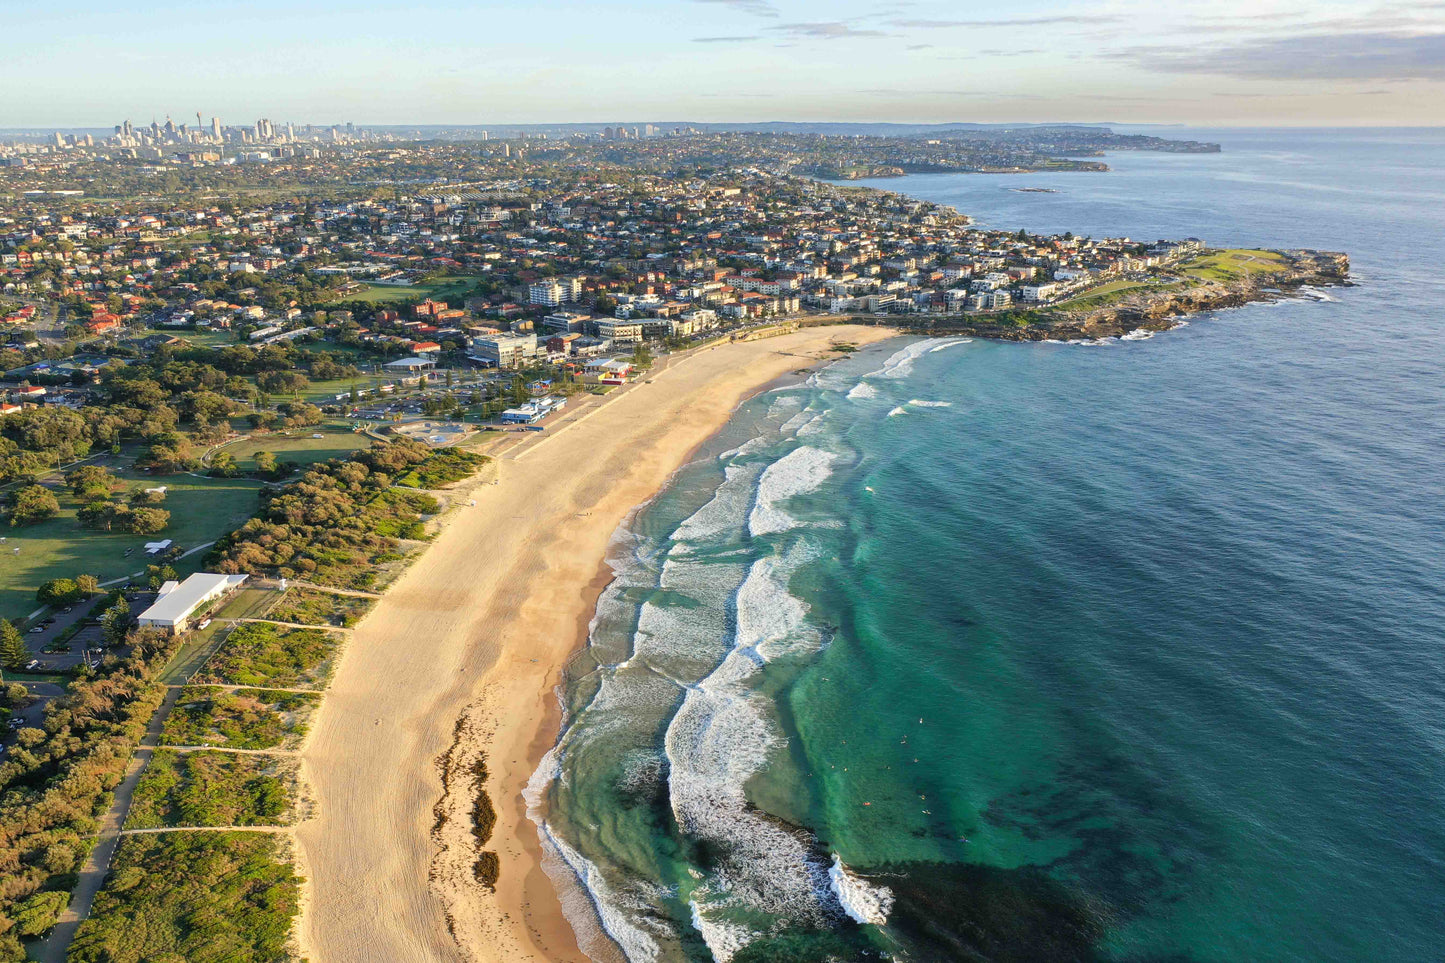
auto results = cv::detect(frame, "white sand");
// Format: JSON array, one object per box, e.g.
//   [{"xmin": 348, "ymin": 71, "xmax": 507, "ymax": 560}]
[{"xmin": 295, "ymin": 325, "xmax": 898, "ymax": 962}]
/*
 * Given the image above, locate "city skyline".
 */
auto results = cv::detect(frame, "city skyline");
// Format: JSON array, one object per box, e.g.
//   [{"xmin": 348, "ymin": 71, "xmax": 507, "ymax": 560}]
[{"xmin": 3, "ymin": 0, "xmax": 1442, "ymax": 127}]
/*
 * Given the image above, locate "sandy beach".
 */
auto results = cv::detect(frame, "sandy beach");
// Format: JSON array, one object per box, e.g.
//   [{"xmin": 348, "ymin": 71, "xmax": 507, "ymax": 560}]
[{"xmin": 294, "ymin": 323, "xmax": 898, "ymax": 963}]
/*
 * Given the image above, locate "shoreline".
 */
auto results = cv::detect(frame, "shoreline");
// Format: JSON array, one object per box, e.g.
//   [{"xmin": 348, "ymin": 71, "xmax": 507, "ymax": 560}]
[{"xmin": 294, "ymin": 323, "xmax": 899, "ymax": 963}]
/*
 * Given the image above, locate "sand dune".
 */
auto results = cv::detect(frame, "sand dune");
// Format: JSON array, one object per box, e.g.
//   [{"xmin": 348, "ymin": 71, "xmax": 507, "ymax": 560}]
[{"xmin": 295, "ymin": 324, "xmax": 897, "ymax": 962}]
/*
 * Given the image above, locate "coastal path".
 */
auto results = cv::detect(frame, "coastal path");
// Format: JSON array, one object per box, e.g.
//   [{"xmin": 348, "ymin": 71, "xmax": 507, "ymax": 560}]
[{"xmin": 32, "ymin": 685, "xmax": 183, "ymax": 963}]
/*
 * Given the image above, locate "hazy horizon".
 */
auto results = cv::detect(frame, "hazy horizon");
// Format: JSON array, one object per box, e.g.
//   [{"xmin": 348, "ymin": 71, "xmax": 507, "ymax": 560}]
[{"xmin": 3, "ymin": 0, "xmax": 1442, "ymax": 128}]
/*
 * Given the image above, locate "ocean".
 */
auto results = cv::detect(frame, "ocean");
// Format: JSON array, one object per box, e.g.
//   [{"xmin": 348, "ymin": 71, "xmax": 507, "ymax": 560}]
[{"xmin": 526, "ymin": 128, "xmax": 1445, "ymax": 962}]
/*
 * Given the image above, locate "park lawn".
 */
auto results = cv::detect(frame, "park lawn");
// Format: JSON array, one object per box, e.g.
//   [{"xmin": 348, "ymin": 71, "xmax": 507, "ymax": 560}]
[
  {"xmin": 212, "ymin": 425, "xmax": 374, "ymax": 473},
  {"xmin": 67, "ymin": 831, "xmax": 299, "ymax": 963},
  {"xmin": 194, "ymin": 623, "xmax": 345, "ymax": 690},
  {"xmin": 0, "ymin": 474, "xmax": 263, "ymax": 621},
  {"xmin": 160, "ymin": 687, "xmax": 320, "ymax": 751},
  {"xmin": 268, "ymin": 587, "xmax": 374, "ymax": 628},
  {"xmin": 125, "ymin": 749, "xmax": 296, "ymax": 829},
  {"xmin": 1179, "ymin": 248, "xmax": 1289, "ymax": 282},
  {"xmin": 212, "ymin": 588, "xmax": 281, "ymax": 622},
  {"xmin": 176, "ymin": 328, "xmax": 240, "ymax": 348},
  {"xmin": 1055, "ymin": 278, "xmax": 1183, "ymax": 311},
  {"xmin": 343, "ymin": 275, "xmax": 483, "ymax": 304}
]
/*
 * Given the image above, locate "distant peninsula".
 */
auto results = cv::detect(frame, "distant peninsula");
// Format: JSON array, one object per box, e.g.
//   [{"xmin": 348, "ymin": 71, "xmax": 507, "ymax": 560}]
[{"xmin": 904, "ymin": 248, "xmax": 1351, "ymax": 341}]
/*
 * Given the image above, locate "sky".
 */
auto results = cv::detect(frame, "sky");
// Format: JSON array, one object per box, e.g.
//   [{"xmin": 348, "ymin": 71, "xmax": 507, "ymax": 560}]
[{"xmin": 3, "ymin": 0, "xmax": 1443, "ymax": 127}]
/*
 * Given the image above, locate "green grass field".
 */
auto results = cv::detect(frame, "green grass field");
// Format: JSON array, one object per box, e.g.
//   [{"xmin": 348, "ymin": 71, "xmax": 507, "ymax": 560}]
[
  {"xmin": 1055, "ymin": 278, "xmax": 1181, "ymax": 311},
  {"xmin": 0, "ymin": 474, "xmax": 264, "ymax": 620},
  {"xmin": 212, "ymin": 588, "xmax": 281, "ymax": 621},
  {"xmin": 342, "ymin": 275, "xmax": 483, "ymax": 305},
  {"xmin": 1179, "ymin": 248, "xmax": 1289, "ymax": 282},
  {"xmin": 176, "ymin": 328, "xmax": 241, "ymax": 348},
  {"xmin": 209, "ymin": 426, "xmax": 374, "ymax": 472}
]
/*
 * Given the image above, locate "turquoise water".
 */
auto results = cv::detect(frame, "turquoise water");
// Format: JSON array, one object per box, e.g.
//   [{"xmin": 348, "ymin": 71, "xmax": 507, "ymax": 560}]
[{"xmin": 527, "ymin": 129, "xmax": 1445, "ymax": 962}]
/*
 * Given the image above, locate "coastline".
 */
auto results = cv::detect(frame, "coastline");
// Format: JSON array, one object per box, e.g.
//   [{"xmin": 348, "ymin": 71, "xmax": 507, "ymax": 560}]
[{"xmin": 294, "ymin": 323, "xmax": 899, "ymax": 963}]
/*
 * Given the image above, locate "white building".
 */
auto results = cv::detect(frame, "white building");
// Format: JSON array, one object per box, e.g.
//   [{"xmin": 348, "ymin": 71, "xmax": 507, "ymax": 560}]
[
  {"xmin": 529, "ymin": 280, "xmax": 565, "ymax": 307},
  {"xmin": 136, "ymin": 573, "xmax": 249, "ymax": 634},
  {"xmin": 529, "ymin": 277, "xmax": 582, "ymax": 307},
  {"xmin": 541, "ymin": 311, "xmax": 591, "ymax": 334},
  {"xmin": 469, "ymin": 332, "xmax": 538, "ymax": 368},
  {"xmin": 593, "ymin": 319, "xmax": 643, "ymax": 343}
]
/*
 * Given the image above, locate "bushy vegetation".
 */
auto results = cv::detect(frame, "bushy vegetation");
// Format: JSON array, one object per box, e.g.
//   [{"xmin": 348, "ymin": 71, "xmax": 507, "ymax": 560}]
[
  {"xmin": 194, "ymin": 623, "xmax": 342, "ymax": 690},
  {"xmin": 67, "ymin": 831, "xmax": 299, "ymax": 963},
  {"xmin": 208, "ymin": 437, "xmax": 439, "ymax": 589},
  {"xmin": 0, "ymin": 629, "xmax": 178, "ymax": 957},
  {"xmin": 126, "ymin": 750, "xmax": 292, "ymax": 830},
  {"xmin": 267, "ymin": 588, "xmax": 373, "ymax": 628},
  {"xmin": 159, "ymin": 688, "xmax": 318, "ymax": 751},
  {"xmin": 7, "ymin": 485, "xmax": 59, "ymax": 526},
  {"xmin": 394, "ymin": 448, "xmax": 489, "ymax": 489}
]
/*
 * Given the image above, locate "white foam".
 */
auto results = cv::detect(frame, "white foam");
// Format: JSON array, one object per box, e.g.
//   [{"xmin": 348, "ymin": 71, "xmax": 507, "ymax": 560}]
[
  {"xmin": 1297, "ymin": 285, "xmax": 1340, "ymax": 303},
  {"xmin": 736, "ymin": 554, "xmax": 819, "ymax": 663},
  {"xmin": 845, "ymin": 381, "xmax": 877, "ymax": 401},
  {"xmin": 828, "ymin": 854, "xmax": 895, "ymax": 926},
  {"xmin": 863, "ymin": 336, "xmax": 966, "ymax": 380},
  {"xmin": 688, "ymin": 899, "xmax": 755, "ymax": 963},
  {"xmin": 663, "ymin": 610, "xmax": 839, "ymax": 950},
  {"xmin": 1120, "ymin": 328, "xmax": 1155, "ymax": 341},
  {"xmin": 537, "ymin": 820, "xmax": 664, "ymax": 963},
  {"xmin": 887, "ymin": 406, "xmax": 908, "ymax": 418},
  {"xmin": 672, "ymin": 464, "xmax": 762, "ymax": 546},
  {"xmin": 871, "ymin": 341, "xmax": 930, "ymax": 379},
  {"xmin": 907, "ymin": 400, "xmax": 952, "ymax": 408},
  {"xmin": 748, "ymin": 446, "xmax": 838, "ymax": 537}
]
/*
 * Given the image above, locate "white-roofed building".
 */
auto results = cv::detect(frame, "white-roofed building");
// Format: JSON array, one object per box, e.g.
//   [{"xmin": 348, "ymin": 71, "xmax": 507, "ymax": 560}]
[{"xmin": 136, "ymin": 572, "xmax": 249, "ymax": 633}]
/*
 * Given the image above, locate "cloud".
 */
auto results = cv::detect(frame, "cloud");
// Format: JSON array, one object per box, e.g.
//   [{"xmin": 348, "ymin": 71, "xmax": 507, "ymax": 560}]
[
  {"xmin": 692, "ymin": 35, "xmax": 762, "ymax": 43},
  {"xmin": 855, "ymin": 88, "xmax": 1045, "ymax": 100},
  {"xmin": 890, "ymin": 15, "xmax": 1122, "ymax": 28},
  {"xmin": 906, "ymin": 43, "xmax": 933, "ymax": 50},
  {"xmin": 692, "ymin": 0, "xmax": 778, "ymax": 17},
  {"xmin": 1120, "ymin": 31, "xmax": 1445, "ymax": 80},
  {"xmin": 769, "ymin": 21, "xmax": 889, "ymax": 40}
]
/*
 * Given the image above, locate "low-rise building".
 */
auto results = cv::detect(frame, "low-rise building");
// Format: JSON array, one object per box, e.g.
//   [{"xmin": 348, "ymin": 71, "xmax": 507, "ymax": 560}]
[
  {"xmin": 469, "ymin": 332, "xmax": 538, "ymax": 368},
  {"xmin": 136, "ymin": 572, "xmax": 249, "ymax": 634},
  {"xmin": 593, "ymin": 318, "xmax": 643, "ymax": 343}
]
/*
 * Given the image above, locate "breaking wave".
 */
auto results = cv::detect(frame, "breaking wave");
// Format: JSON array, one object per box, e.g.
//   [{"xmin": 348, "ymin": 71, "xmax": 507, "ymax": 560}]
[
  {"xmin": 749, "ymin": 446, "xmax": 838, "ymax": 537},
  {"xmin": 828, "ymin": 854, "xmax": 895, "ymax": 926}
]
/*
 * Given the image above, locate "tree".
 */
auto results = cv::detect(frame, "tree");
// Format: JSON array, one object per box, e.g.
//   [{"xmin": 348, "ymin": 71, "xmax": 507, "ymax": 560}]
[
  {"xmin": 209, "ymin": 451, "xmax": 239, "ymax": 477},
  {"xmin": 254, "ymin": 451, "xmax": 279, "ymax": 478},
  {"xmin": 66, "ymin": 465, "xmax": 116, "ymax": 500},
  {"xmin": 37, "ymin": 578, "xmax": 81, "ymax": 606},
  {"xmin": 0, "ymin": 619, "xmax": 27, "ymax": 669},
  {"xmin": 127, "ymin": 507, "xmax": 170, "ymax": 535},
  {"xmin": 10, "ymin": 485, "xmax": 59, "ymax": 525},
  {"xmin": 76, "ymin": 573, "xmax": 100, "ymax": 596},
  {"xmin": 100, "ymin": 595, "xmax": 132, "ymax": 647},
  {"xmin": 256, "ymin": 370, "xmax": 310, "ymax": 394},
  {"xmin": 444, "ymin": 369, "xmax": 454, "ymax": 388}
]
